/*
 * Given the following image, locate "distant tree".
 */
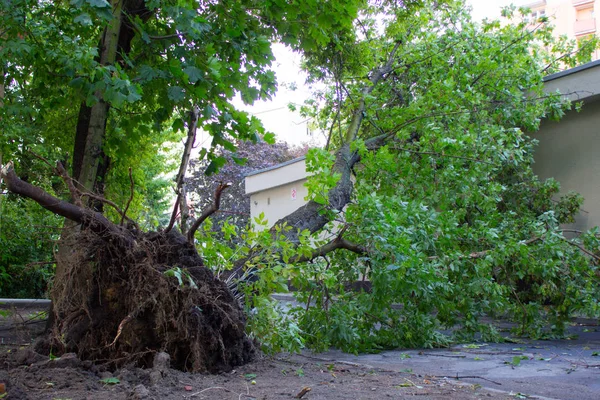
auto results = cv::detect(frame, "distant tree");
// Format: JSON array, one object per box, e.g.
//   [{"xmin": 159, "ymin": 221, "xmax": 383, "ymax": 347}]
[{"xmin": 187, "ymin": 140, "xmax": 308, "ymax": 239}]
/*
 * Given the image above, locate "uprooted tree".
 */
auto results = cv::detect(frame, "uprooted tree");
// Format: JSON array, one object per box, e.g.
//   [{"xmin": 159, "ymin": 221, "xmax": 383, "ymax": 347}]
[
  {"xmin": 1, "ymin": 0, "xmax": 364, "ymax": 371},
  {"xmin": 2, "ymin": 0, "xmax": 600, "ymax": 371}
]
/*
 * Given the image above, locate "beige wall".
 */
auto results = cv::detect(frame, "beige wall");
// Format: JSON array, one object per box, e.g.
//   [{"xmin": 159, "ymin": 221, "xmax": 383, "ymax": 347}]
[
  {"xmin": 249, "ymin": 179, "xmax": 308, "ymax": 230},
  {"xmin": 530, "ymin": 98, "xmax": 600, "ymax": 231},
  {"xmin": 246, "ymin": 158, "xmax": 310, "ymax": 230},
  {"xmin": 544, "ymin": 63, "xmax": 600, "ymax": 101}
]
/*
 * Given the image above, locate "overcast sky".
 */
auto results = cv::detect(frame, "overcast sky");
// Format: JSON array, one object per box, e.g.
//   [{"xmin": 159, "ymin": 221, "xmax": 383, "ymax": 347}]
[{"xmin": 217, "ymin": 1, "xmax": 519, "ymax": 148}]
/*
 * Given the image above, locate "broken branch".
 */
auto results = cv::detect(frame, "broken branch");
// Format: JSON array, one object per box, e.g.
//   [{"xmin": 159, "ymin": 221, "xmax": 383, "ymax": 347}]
[
  {"xmin": 428, "ymin": 237, "xmax": 541, "ymax": 261},
  {"xmin": 187, "ymin": 182, "xmax": 231, "ymax": 244},
  {"xmin": 79, "ymin": 191, "xmax": 139, "ymax": 231},
  {"xmin": 1, "ymin": 162, "xmax": 126, "ymax": 239},
  {"xmin": 120, "ymin": 167, "xmax": 134, "ymax": 226}
]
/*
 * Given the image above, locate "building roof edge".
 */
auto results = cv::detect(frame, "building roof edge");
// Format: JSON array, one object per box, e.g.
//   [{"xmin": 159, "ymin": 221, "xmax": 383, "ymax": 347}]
[
  {"xmin": 544, "ymin": 59, "xmax": 600, "ymax": 83},
  {"xmin": 244, "ymin": 156, "xmax": 307, "ymax": 178}
]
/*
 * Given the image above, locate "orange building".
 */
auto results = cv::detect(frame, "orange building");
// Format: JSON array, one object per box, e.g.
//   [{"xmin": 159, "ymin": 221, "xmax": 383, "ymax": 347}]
[{"xmin": 514, "ymin": 0, "xmax": 600, "ymax": 59}]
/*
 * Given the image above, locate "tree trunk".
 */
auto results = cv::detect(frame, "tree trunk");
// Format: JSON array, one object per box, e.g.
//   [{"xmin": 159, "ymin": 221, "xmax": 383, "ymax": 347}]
[
  {"xmin": 271, "ymin": 143, "xmax": 355, "ymax": 243},
  {"xmin": 269, "ymin": 43, "xmax": 400, "ymax": 242},
  {"xmin": 72, "ymin": 0, "xmax": 121, "ymax": 191}
]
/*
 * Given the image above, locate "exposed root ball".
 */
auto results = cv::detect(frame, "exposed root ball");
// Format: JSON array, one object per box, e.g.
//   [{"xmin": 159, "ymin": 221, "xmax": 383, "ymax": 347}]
[{"xmin": 39, "ymin": 229, "xmax": 254, "ymax": 372}]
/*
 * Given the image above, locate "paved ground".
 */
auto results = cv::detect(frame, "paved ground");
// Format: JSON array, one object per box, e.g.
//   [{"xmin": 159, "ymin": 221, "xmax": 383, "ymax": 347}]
[
  {"xmin": 273, "ymin": 294, "xmax": 600, "ymax": 400},
  {"xmin": 3, "ymin": 298, "xmax": 599, "ymax": 399},
  {"xmin": 291, "ymin": 321, "xmax": 600, "ymax": 400}
]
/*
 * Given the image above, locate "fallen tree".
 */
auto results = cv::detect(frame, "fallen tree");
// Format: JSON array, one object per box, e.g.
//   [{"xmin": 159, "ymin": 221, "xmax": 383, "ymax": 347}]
[{"xmin": 2, "ymin": 0, "xmax": 600, "ymax": 368}]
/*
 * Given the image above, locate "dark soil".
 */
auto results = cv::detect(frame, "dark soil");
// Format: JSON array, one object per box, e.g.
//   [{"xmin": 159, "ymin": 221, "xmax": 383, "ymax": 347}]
[
  {"xmin": 45, "ymin": 229, "xmax": 253, "ymax": 373},
  {"xmin": 0, "ymin": 306, "xmax": 518, "ymax": 399}
]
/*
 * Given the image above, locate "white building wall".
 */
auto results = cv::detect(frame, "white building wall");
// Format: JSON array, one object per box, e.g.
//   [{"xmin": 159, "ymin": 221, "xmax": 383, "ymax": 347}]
[{"xmin": 245, "ymin": 158, "xmax": 310, "ymax": 230}]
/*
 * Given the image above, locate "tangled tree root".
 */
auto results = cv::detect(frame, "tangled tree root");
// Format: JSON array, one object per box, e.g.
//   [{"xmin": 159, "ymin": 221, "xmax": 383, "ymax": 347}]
[{"xmin": 36, "ymin": 229, "xmax": 254, "ymax": 373}]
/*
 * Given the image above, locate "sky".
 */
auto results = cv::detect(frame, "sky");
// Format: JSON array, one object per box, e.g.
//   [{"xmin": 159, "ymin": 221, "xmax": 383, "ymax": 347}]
[{"xmin": 222, "ymin": 0, "xmax": 519, "ymax": 148}]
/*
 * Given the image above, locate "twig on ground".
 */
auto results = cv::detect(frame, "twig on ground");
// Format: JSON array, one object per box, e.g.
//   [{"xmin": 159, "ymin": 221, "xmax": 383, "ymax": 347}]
[
  {"xmin": 419, "ymin": 352, "xmax": 466, "ymax": 358},
  {"xmin": 187, "ymin": 386, "xmax": 253, "ymax": 399},
  {"xmin": 434, "ymin": 374, "xmax": 502, "ymax": 386},
  {"xmin": 295, "ymin": 386, "xmax": 311, "ymax": 399}
]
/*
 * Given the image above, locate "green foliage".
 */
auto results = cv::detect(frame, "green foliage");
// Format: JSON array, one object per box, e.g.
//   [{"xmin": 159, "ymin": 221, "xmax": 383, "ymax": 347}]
[
  {"xmin": 163, "ymin": 266, "xmax": 198, "ymax": 289},
  {"xmin": 195, "ymin": 0, "xmax": 600, "ymax": 354},
  {"xmin": 304, "ymin": 148, "xmax": 340, "ymax": 205},
  {"xmin": 0, "ymin": 0, "xmax": 364, "ymax": 227},
  {"xmin": 0, "ymin": 196, "xmax": 60, "ymax": 298},
  {"xmin": 195, "ymin": 214, "xmax": 307, "ymax": 353},
  {"xmin": 3, "ymin": 0, "xmax": 600, "ymax": 357}
]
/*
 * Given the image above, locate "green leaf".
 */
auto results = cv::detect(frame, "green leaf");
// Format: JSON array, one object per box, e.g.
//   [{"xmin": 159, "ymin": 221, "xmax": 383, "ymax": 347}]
[
  {"xmin": 85, "ymin": 0, "xmax": 110, "ymax": 8},
  {"xmin": 167, "ymin": 86, "xmax": 185, "ymax": 102},
  {"xmin": 74, "ymin": 13, "xmax": 93, "ymax": 26},
  {"xmin": 183, "ymin": 66, "xmax": 203, "ymax": 84},
  {"xmin": 205, "ymin": 156, "xmax": 227, "ymax": 176},
  {"xmin": 99, "ymin": 377, "xmax": 120, "ymax": 385},
  {"xmin": 163, "ymin": 267, "xmax": 184, "ymax": 286},
  {"xmin": 263, "ymin": 132, "xmax": 276, "ymax": 144},
  {"xmin": 172, "ymin": 118, "xmax": 185, "ymax": 132},
  {"xmin": 232, "ymin": 155, "xmax": 247, "ymax": 165},
  {"xmin": 203, "ymin": 105, "xmax": 217, "ymax": 119},
  {"xmin": 69, "ymin": 77, "xmax": 85, "ymax": 89}
]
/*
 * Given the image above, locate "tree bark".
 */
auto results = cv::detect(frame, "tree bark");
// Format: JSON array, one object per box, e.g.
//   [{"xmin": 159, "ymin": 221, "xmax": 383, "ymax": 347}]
[
  {"xmin": 269, "ymin": 42, "xmax": 401, "ymax": 243},
  {"xmin": 166, "ymin": 106, "xmax": 199, "ymax": 235},
  {"xmin": 1, "ymin": 163, "xmax": 127, "ymax": 239},
  {"xmin": 73, "ymin": 0, "xmax": 122, "ymax": 192},
  {"xmin": 271, "ymin": 143, "xmax": 355, "ymax": 243}
]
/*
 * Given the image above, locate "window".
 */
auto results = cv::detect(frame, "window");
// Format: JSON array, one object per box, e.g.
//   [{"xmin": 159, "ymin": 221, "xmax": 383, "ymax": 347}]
[
  {"xmin": 576, "ymin": 6, "xmax": 594, "ymax": 21},
  {"xmin": 526, "ymin": 8, "xmax": 546, "ymax": 23}
]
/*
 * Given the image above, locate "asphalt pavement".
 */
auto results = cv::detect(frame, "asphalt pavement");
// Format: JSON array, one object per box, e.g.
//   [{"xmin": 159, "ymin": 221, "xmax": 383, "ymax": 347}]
[{"xmin": 273, "ymin": 294, "xmax": 600, "ymax": 400}]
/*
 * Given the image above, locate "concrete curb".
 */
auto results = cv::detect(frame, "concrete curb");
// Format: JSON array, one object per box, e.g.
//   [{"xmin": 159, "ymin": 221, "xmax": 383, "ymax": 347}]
[{"xmin": 0, "ymin": 298, "xmax": 51, "ymax": 308}]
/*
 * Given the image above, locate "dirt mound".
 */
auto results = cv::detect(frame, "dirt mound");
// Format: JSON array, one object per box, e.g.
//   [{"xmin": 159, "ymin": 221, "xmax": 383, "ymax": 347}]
[{"xmin": 37, "ymin": 229, "xmax": 253, "ymax": 372}]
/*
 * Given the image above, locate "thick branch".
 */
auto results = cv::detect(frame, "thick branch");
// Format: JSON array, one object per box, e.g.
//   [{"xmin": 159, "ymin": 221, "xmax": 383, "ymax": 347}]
[
  {"xmin": 166, "ymin": 106, "xmax": 199, "ymax": 234},
  {"xmin": 164, "ymin": 192, "xmax": 181, "ymax": 233},
  {"xmin": 1, "ymin": 162, "xmax": 126, "ymax": 239},
  {"xmin": 187, "ymin": 182, "xmax": 231, "ymax": 244},
  {"xmin": 269, "ymin": 43, "xmax": 404, "ymax": 243},
  {"xmin": 270, "ymin": 143, "xmax": 355, "ymax": 242},
  {"xmin": 291, "ymin": 236, "xmax": 366, "ymax": 264},
  {"xmin": 345, "ymin": 40, "xmax": 401, "ymax": 143}
]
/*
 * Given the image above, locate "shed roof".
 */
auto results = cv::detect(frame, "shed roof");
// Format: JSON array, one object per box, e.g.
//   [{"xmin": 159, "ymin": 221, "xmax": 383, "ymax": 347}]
[
  {"xmin": 543, "ymin": 59, "xmax": 600, "ymax": 102},
  {"xmin": 244, "ymin": 156, "xmax": 308, "ymax": 195}
]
